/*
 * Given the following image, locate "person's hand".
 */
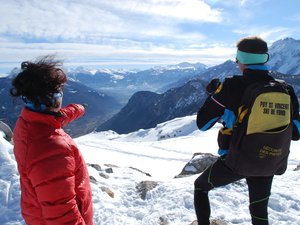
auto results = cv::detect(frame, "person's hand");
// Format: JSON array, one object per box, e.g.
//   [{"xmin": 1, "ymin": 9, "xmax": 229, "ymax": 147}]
[
  {"xmin": 82, "ymin": 103, "xmax": 88, "ymax": 109},
  {"xmin": 206, "ymin": 78, "xmax": 221, "ymax": 95}
]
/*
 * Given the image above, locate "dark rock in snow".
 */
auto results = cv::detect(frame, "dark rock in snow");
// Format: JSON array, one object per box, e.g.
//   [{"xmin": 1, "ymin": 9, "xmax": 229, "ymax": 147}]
[
  {"xmin": 136, "ymin": 181, "xmax": 158, "ymax": 200},
  {"xmin": 175, "ymin": 153, "xmax": 218, "ymax": 178}
]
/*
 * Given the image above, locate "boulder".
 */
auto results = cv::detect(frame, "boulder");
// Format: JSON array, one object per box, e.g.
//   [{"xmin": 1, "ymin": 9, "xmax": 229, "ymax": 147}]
[
  {"xmin": 100, "ymin": 186, "xmax": 115, "ymax": 198},
  {"xmin": 99, "ymin": 172, "xmax": 109, "ymax": 179},
  {"xmin": 136, "ymin": 181, "xmax": 158, "ymax": 200},
  {"xmin": 129, "ymin": 167, "xmax": 152, "ymax": 177},
  {"xmin": 175, "ymin": 153, "xmax": 218, "ymax": 178},
  {"xmin": 87, "ymin": 163, "xmax": 102, "ymax": 171},
  {"xmin": 105, "ymin": 168, "xmax": 114, "ymax": 173},
  {"xmin": 159, "ymin": 216, "xmax": 169, "ymax": 225},
  {"xmin": 89, "ymin": 176, "xmax": 97, "ymax": 184}
]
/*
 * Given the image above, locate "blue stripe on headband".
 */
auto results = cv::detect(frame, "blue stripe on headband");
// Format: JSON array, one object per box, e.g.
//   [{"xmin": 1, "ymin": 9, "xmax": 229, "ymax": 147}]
[
  {"xmin": 22, "ymin": 92, "xmax": 63, "ymax": 111},
  {"xmin": 22, "ymin": 96, "xmax": 46, "ymax": 111},
  {"xmin": 236, "ymin": 50, "xmax": 269, "ymax": 64},
  {"xmin": 246, "ymin": 65, "xmax": 269, "ymax": 71}
]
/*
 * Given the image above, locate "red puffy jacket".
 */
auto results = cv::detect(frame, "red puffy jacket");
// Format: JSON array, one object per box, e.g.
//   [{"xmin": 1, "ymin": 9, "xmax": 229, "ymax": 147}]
[{"xmin": 13, "ymin": 104, "xmax": 93, "ymax": 225}]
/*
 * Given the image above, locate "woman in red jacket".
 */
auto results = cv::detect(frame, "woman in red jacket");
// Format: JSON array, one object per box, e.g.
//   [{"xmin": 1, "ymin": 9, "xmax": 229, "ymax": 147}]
[{"xmin": 10, "ymin": 56, "xmax": 93, "ymax": 225}]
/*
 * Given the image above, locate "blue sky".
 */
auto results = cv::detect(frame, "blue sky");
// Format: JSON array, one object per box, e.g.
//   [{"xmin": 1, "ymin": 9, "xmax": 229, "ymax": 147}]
[{"xmin": 1, "ymin": 0, "xmax": 300, "ymax": 74}]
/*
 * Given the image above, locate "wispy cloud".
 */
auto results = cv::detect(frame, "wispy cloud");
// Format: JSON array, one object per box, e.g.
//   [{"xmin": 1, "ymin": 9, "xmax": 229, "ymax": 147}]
[
  {"xmin": 0, "ymin": 0, "xmax": 299, "ymax": 73},
  {"xmin": 109, "ymin": 0, "xmax": 222, "ymax": 22},
  {"xmin": 0, "ymin": 0, "xmax": 222, "ymax": 42},
  {"xmin": 233, "ymin": 26, "xmax": 296, "ymax": 43},
  {"xmin": 215, "ymin": 0, "xmax": 269, "ymax": 7},
  {"xmin": 0, "ymin": 40, "xmax": 235, "ymax": 69},
  {"xmin": 286, "ymin": 13, "xmax": 300, "ymax": 22},
  {"xmin": 0, "ymin": 0, "xmax": 226, "ymax": 71}
]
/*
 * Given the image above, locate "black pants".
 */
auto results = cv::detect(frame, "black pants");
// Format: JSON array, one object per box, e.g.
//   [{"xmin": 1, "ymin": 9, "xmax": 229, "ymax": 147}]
[{"xmin": 194, "ymin": 158, "xmax": 273, "ymax": 225}]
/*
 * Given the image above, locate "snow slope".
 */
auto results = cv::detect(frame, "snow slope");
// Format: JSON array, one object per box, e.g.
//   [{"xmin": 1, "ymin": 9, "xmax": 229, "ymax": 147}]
[
  {"xmin": 0, "ymin": 115, "xmax": 299, "ymax": 225},
  {"xmin": 0, "ymin": 131, "xmax": 22, "ymax": 224}
]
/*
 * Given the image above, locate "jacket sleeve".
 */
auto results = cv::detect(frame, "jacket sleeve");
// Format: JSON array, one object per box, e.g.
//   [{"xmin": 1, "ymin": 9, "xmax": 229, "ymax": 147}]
[
  {"xmin": 27, "ymin": 143, "xmax": 86, "ymax": 225},
  {"xmin": 197, "ymin": 80, "xmax": 228, "ymax": 131},
  {"xmin": 59, "ymin": 104, "xmax": 85, "ymax": 127},
  {"xmin": 196, "ymin": 96, "xmax": 225, "ymax": 131},
  {"xmin": 197, "ymin": 77, "xmax": 240, "ymax": 131},
  {"xmin": 288, "ymin": 85, "xmax": 300, "ymax": 140}
]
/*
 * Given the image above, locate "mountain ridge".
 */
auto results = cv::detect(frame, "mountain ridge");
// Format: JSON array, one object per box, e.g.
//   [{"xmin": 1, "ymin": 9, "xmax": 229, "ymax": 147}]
[
  {"xmin": 96, "ymin": 37, "xmax": 300, "ymax": 134},
  {"xmin": 2, "ymin": 37, "xmax": 300, "ymax": 136}
]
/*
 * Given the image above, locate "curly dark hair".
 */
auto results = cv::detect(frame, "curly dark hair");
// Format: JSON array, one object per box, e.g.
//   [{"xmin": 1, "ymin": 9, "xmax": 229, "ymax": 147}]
[
  {"xmin": 10, "ymin": 55, "xmax": 67, "ymax": 109},
  {"xmin": 237, "ymin": 36, "xmax": 268, "ymax": 54}
]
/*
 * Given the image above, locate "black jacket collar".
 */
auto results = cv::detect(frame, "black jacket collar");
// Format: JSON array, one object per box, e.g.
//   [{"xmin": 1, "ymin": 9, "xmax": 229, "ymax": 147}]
[{"xmin": 243, "ymin": 69, "xmax": 274, "ymax": 83}]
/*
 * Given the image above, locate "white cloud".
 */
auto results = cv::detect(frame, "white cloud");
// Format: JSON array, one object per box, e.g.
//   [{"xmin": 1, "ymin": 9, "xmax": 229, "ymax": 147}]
[
  {"xmin": 0, "ymin": 0, "xmax": 221, "ymax": 42},
  {"xmin": 0, "ymin": 40, "xmax": 234, "ymax": 72},
  {"xmin": 107, "ymin": 0, "xmax": 222, "ymax": 22},
  {"xmin": 1, "ymin": 0, "xmax": 299, "ymax": 72},
  {"xmin": 287, "ymin": 13, "xmax": 300, "ymax": 22},
  {"xmin": 0, "ymin": 0, "xmax": 124, "ymax": 40},
  {"xmin": 233, "ymin": 26, "xmax": 295, "ymax": 44},
  {"xmin": 215, "ymin": 0, "xmax": 268, "ymax": 7},
  {"xmin": 0, "ymin": 0, "xmax": 226, "ymax": 71}
]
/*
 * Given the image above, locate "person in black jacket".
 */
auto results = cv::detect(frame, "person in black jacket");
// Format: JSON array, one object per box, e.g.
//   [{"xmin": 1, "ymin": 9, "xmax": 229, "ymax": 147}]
[{"xmin": 194, "ymin": 36, "xmax": 300, "ymax": 225}]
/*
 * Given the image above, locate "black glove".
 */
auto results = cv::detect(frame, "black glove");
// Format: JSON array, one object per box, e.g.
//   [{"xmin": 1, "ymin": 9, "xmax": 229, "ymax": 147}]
[{"xmin": 206, "ymin": 78, "xmax": 221, "ymax": 95}]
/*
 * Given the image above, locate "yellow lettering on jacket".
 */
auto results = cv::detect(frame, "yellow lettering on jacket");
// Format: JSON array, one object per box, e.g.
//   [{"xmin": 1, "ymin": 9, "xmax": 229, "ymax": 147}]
[
  {"xmin": 247, "ymin": 92, "xmax": 291, "ymax": 134},
  {"xmin": 258, "ymin": 146, "xmax": 282, "ymax": 158}
]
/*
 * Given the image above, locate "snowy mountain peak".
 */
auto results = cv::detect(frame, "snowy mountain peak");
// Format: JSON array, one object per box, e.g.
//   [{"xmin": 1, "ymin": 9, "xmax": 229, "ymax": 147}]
[
  {"xmin": 268, "ymin": 37, "xmax": 300, "ymax": 75},
  {"xmin": 172, "ymin": 62, "xmax": 207, "ymax": 70},
  {"xmin": 150, "ymin": 62, "xmax": 207, "ymax": 74},
  {"xmin": 270, "ymin": 37, "xmax": 300, "ymax": 52}
]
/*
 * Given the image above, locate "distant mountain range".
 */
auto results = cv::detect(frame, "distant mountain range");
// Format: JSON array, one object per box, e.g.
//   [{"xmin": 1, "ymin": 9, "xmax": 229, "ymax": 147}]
[
  {"xmin": 97, "ymin": 79, "xmax": 208, "ymax": 134},
  {"xmin": 67, "ymin": 62, "xmax": 207, "ymax": 104},
  {"xmin": 0, "ymin": 77, "xmax": 121, "ymax": 137},
  {"xmin": 97, "ymin": 67, "xmax": 300, "ymax": 134},
  {"xmin": 97, "ymin": 38, "xmax": 300, "ymax": 134},
  {"xmin": 2, "ymin": 37, "xmax": 300, "ymax": 136}
]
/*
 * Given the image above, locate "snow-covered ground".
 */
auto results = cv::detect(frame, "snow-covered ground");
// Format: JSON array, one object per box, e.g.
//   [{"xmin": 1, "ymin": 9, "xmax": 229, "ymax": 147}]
[{"xmin": 0, "ymin": 115, "xmax": 299, "ymax": 225}]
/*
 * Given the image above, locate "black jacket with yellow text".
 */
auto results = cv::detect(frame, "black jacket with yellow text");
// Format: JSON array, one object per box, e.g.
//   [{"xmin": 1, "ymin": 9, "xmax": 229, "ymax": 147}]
[{"xmin": 196, "ymin": 69, "xmax": 300, "ymax": 174}]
